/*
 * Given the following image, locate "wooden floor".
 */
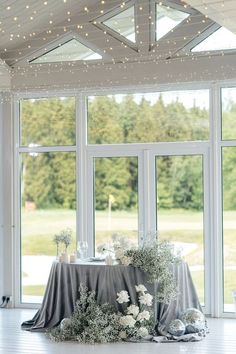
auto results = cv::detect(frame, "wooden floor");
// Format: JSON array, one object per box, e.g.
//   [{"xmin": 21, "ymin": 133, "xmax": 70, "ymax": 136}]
[{"xmin": 0, "ymin": 309, "xmax": 236, "ymax": 354}]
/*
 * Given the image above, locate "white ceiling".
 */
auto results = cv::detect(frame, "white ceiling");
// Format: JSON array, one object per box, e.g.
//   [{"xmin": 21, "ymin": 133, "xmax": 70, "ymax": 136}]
[
  {"xmin": 0, "ymin": 0, "xmax": 215, "ymax": 67},
  {"xmin": 185, "ymin": 0, "xmax": 236, "ymax": 34},
  {"xmin": 0, "ymin": 0, "xmax": 236, "ymax": 90}
]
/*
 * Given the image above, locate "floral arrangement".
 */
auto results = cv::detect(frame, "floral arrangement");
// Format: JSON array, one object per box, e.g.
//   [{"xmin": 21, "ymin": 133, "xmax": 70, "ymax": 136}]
[
  {"xmin": 49, "ymin": 283, "xmax": 155, "ymax": 344},
  {"xmin": 97, "ymin": 233, "xmax": 134, "ymax": 265},
  {"xmin": 53, "ymin": 228, "xmax": 73, "ymax": 256},
  {"xmin": 124, "ymin": 240, "xmax": 181, "ymax": 303},
  {"xmin": 98, "ymin": 233, "xmax": 181, "ymax": 304}
]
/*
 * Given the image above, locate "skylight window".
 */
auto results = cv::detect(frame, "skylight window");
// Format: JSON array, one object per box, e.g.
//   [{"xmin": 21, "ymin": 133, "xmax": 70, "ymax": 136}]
[
  {"xmin": 156, "ymin": 3, "xmax": 189, "ymax": 41},
  {"xmin": 31, "ymin": 39, "xmax": 102, "ymax": 64},
  {"xmin": 102, "ymin": 6, "xmax": 136, "ymax": 43},
  {"xmin": 191, "ymin": 27, "xmax": 236, "ymax": 52}
]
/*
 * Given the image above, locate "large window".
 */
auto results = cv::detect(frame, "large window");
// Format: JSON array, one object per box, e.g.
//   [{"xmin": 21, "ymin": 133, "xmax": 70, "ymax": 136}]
[
  {"xmin": 222, "ymin": 87, "xmax": 236, "ymax": 140},
  {"xmin": 156, "ymin": 155, "xmax": 205, "ymax": 304},
  {"xmin": 222, "ymin": 87, "xmax": 236, "ymax": 313},
  {"xmin": 19, "ymin": 86, "xmax": 236, "ymax": 317},
  {"xmin": 87, "ymin": 90, "xmax": 209, "ymax": 144},
  {"xmin": 20, "ymin": 97, "xmax": 76, "ymax": 146},
  {"xmin": 222, "ymin": 148, "xmax": 236, "ymax": 312},
  {"xmin": 19, "ymin": 97, "xmax": 76, "ymax": 303},
  {"xmin": 94, "ymin": 156, "xmax": 138, "ymax": 254},
  {"xmin": 88, "ymin": 89, "xmax": 209, "ymax": 307}
]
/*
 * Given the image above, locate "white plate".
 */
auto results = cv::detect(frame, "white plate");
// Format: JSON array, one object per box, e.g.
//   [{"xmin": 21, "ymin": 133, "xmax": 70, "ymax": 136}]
[{"xmin": 88, "ymin": 257, "xmax": 105, "ymax": 262}]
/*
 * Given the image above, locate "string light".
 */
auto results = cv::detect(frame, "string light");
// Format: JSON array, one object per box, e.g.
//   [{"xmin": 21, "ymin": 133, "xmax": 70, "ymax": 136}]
[{"xmin": 0, "ymin": 0, "xmax": 234, "ymax": 96}]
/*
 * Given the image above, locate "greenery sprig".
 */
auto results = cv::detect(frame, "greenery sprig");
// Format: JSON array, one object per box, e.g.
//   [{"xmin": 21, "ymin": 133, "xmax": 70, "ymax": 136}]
[
  {"xmin": 53, "ymin": 228, "xmax": 72, "ymax": 254},
  {"xmin": 124, "ymin": 240, "xmax": 181, "ymax": 304}
]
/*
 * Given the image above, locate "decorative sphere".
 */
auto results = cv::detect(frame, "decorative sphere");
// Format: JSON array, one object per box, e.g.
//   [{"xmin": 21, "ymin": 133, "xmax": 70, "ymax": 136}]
[
  {"xmin": 168, "ymin": 319, "xmax": 185, "ymax": 336},
  {"xmin": 60, "ymin": 318, "xmax": 71, "ymax": 330},
  {"xmin": 180, "ymin": 308, "xmax": 205, "ymax": 333}
]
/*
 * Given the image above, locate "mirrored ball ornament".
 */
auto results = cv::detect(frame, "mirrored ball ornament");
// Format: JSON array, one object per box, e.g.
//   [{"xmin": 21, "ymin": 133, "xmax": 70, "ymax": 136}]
[
  {"xmin": 180, "ymin": 308, "xmax": 205, "ymax": 333},
  {"xmin": 168, "ymin": 319, "xmax": 186, "ymax": 336},
  {"xmin": 60, "ymin": 318, "xmax": 71, "ymax": 330}
]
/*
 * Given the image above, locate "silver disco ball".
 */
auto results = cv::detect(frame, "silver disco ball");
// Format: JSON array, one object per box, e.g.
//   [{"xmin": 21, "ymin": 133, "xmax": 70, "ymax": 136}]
[
  {"xmin": 168, "ymin": 319, "xmax": 186, "ymax": 336},
  {"xmin": 180, "ymin": 308, "xmax": 205, "ymax": 333},
  {"xmin": 60, "ymin": 317, "xmax": 71, "ymax": 330}
]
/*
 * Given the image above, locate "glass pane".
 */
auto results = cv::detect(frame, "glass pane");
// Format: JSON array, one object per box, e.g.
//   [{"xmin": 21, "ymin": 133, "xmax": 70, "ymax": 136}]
[
  {"xmin": 94, "ymin": 157, "xmax": 138, "ymax": 254},
  {"xmin": 20, "ymin": 97, "xmax": 76, "ymax": 147},
  {"xmin": 156, "ymin": 155, "xmax": 204, "ymax": 304},
  {"xmin": 156, "ymin": 4, "xmax": 189, "ymax": 41},
  {"xmin": 222, "ymin": 147, "xmax": 236, "ymax": 312},
  {"xmin": 21, "ymin": 152, "xmax": 76, "ymax": 303},
  {"xmin": 103, "ymin": 6, "xmax": 136, "ymax": 43},
  {"xmin": 192, "ymin": 27, "xmax": 236, "ymax": 52},
  {"xmin": 88, "ymin": 90, "xmax": 209, "ymax": 144},
  {"xmin": 222, "ymin": 87, "xmax": 236, "ymax": 140},
  {"xmin": 31, "ymin": 39, "xmax": 102, "ymax": 63}
]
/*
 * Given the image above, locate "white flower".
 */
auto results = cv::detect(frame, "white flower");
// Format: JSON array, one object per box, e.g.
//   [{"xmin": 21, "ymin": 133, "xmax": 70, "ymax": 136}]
[
  {"xmin": 120, "ymin": 255, "xmax": 132, "ymax": 266},
  {"xmin": 119, "ymin": 315, "xmax": 136, "ymax": 328},
  {"xmin": 119, "ymin": 330, "xmax": 127, "ymax": 339},
  {"xmin": 116, "ymin": 290, "xmax": 130, "ymax": 304},
  {"xmin": 139, "ymin": 293, "xmax": 153, "ymax": 307},
  {"xmin": 115, "ymin": 248, "xmax": 124, "ymax": 260},
  {"xmin": 96, "ymin": 243, "xmax": 107, "ymax": 254},
  {"xmin": 137, "ymin": 327, "xmax": 149, "ymax": 338},
  {"xmin": 135, "ymin": 284, "xmax": 147, "ymax": 293},
  {"xmin": 127, "ymin": 304, "xmax": 139, "ymax": 318},
  {"xmin": 136, "ymin": 310, "xmax": 150, "ymax": 322}
]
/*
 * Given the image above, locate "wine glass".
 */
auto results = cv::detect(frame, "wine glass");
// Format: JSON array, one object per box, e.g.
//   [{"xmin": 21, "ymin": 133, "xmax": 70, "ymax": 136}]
[
  {"xmin": 81, "ymin": 241, "xmax": 88, "ymax": 260},
  {"xmin": 77, "ymin": 241, "xmax": 88, "ymax": 260}
]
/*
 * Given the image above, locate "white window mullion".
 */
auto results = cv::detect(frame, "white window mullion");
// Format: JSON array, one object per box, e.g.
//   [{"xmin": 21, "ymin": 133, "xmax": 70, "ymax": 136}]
[
  {"xmin": 143, "ymin": 150, "xmax": 152, "ymax": 238},
  {"xmin": 77, "ymin": 93, "xmax": 88, "ymax": 248},
  {"xmin": 18, "ymin": 146, "xmax": 76, "ymax": 153},
  {"xmin": 13, "ymin": 100, "xmax": 22, "ymax": 308},
  {"xmin": 138, "ymin": 152, "xmax": 144, "ymax": 245},
  {"xmin": 210, "ymin": 84, "xmax": 223, "ymax": 317},
  {"xmin": 86, "ymin": 154, "xmax": 94, "ymax": 257},
  {"xmin": 203, "ymin": 149, "xmax": 211, "ymax": 315},
  {"xmin": 142, "ymin": 150, "xmax": 156, "ymax": 239}
]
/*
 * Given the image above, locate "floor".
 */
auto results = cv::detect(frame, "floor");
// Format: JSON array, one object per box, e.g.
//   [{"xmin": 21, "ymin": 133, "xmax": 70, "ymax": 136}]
[{"xmin": 0, "ymin": 309, "xmax": 236, "ymax": 354}]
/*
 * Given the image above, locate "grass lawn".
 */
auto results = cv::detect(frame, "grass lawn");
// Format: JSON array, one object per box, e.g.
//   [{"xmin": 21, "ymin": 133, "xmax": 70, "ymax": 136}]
[{"xmin": 23, "ymin": 285, "xmax": 46, "ymax": 296}]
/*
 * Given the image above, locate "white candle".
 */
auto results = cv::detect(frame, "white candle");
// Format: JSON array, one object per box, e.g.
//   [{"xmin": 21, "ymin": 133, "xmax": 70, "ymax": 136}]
[{"xmin": 70, "ymin": 254, "xmax": 76, "ymax": 263}]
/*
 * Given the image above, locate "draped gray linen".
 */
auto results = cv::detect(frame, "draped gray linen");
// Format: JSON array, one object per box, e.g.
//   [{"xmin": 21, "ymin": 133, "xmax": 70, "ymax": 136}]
[{"xmin": 22, "ymin": 261, "xmax": 202, "ymax": 332}]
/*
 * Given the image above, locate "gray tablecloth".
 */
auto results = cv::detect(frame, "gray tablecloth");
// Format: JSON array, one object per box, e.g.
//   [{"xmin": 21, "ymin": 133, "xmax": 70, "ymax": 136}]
[{"xmin": 22, "ymin": 261, "xmax": 201, "ymax": 332}]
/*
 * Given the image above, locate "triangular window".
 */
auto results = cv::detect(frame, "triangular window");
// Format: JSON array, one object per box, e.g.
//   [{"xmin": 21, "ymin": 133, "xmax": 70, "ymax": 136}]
[
  {"xmin": 102, "ymin": 6, "xmax": 136, "ymax": 43},
  {"xmin": 191, "ymin": 27, "xmax": 236, "ymax": 52},
  {"xmin": 156, "ymin": 3, "xmax": 189, "ymax": 41},
  {"xmin": 31, "ymin": 38, "xmax": 102, "ymax": 64}
]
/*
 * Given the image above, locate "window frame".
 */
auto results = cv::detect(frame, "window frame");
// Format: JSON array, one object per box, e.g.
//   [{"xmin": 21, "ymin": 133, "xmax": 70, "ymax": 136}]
[
  {"xmin": 14, "ymin": 93, "xmax": 79, "ymax": 308},
  {"xmin": 92, "ymin": 0, "xmax": 138, "ymax": 51},
  {"xmin": 149, "ymin": 0, "xmax": 195, "ymax": 48},
  {"xmin": 182, "ymin": 23, "xmax": 236, "ymax": 57},
  {"xmin": 219, "ymin": 84, "xmax": 236, "ymax": 314},
  {"xmin": 12, "ymin": 81, "xmax": 235, "ymax": 318}
]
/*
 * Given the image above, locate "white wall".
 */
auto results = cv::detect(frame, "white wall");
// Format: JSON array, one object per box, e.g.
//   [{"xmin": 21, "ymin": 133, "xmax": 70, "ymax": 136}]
[
  {"xmin": 0, "ymin": 97, "xmax": 3, "ymax": 299},
  {"xmin": 11, "ymin": 53, "xmax": 236, "ymax": 92},
  {"xmin": 0, "ymin": 60, "xmax": 11, "ymax": 90},
  {"xmin": 0, "ymin": 92, "xmax": 13, "ymax": 301}
]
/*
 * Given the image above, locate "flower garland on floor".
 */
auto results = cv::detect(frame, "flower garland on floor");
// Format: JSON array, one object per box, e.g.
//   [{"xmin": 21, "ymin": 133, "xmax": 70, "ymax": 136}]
[{"xmin": 49, "ymin": 283, "xmax": 155, "ymax": 344}]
